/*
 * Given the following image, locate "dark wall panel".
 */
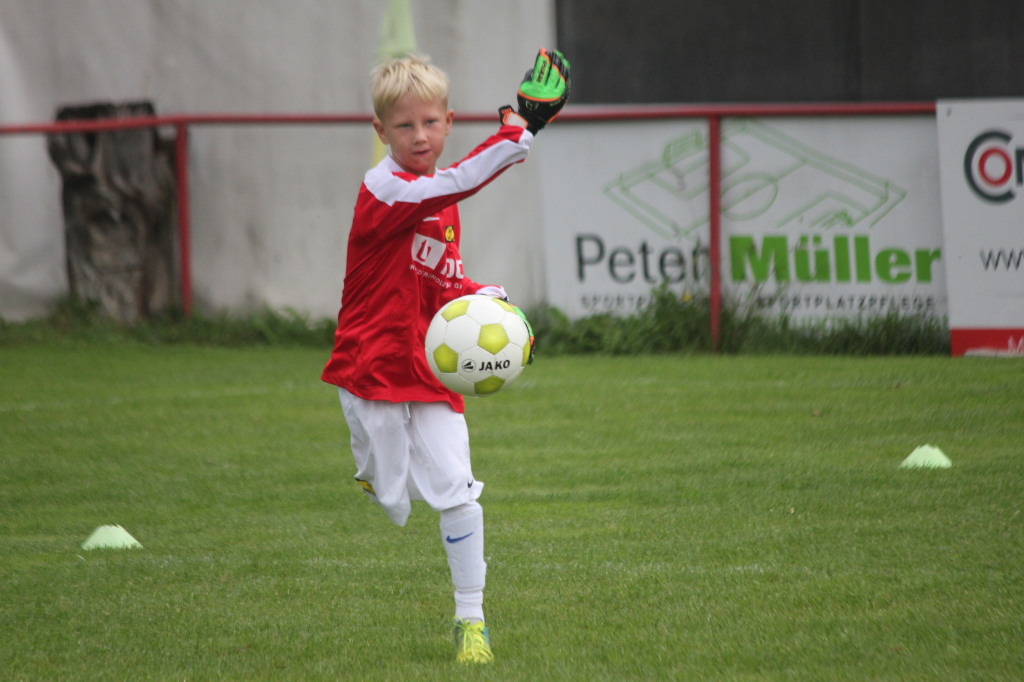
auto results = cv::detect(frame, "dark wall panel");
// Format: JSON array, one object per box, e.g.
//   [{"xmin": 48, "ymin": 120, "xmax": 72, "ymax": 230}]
[
  {"xmin": 857, "ymin": 0, "xmax": 1024, "ymax": 99},
  {"xmin": 556, "ymin": 0, "xmax": 1024, "ymax": 103}
]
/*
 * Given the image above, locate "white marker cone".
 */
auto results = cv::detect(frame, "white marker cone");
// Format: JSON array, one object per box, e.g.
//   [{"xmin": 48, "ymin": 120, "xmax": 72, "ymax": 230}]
[
  {"xmin": 81, "ymin": 525, "xmax": 143, "ymax": 550},
  {"xmin": 899, "ymin": 445, "xmax": 952, "ymax": 469}
]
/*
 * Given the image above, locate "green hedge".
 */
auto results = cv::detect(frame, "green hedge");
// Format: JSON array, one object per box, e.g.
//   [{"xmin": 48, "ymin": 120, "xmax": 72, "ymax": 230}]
[
  {"xmin": 535, "ymin": 286, "xmax": 949, "ymax": 355},
  {"xmin": 2, "ymin": 291, "xmax": 949, "ymax": 355}
]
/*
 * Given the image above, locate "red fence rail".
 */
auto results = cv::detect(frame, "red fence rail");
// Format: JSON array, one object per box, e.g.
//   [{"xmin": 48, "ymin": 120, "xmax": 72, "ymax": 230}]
[{"xmin": 1, "ymin": 102, "xmax": 937, "ymax": 349}]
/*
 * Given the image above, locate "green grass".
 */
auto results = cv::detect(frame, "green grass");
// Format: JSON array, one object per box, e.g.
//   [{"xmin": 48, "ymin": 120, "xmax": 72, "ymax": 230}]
[{"xmin": 2, "ymin": 342, "xmax": 1022, "ymax": 680}]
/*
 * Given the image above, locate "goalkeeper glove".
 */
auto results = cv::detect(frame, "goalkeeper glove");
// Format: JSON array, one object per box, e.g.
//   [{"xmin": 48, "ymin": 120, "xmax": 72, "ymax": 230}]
[
  {"xmin": 508, "ymin": 302, "xmax": 536, "ymax": 365},
  {"xmin": 499, "ymin": 48, "xmax": 571, "ymax": 134}
]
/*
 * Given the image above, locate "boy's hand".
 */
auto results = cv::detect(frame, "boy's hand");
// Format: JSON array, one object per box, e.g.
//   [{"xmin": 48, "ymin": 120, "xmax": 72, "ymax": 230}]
[
  {"xmin": 477, "ymin": 285, "xmax": 536, "ymax": 364},
  {"xmin": 474, "ymin": 285, "xmax": 508, "ymax": 300},
  {"xmin": 499, "ymin": 48, "xmax": 571, "ymax": 134}
]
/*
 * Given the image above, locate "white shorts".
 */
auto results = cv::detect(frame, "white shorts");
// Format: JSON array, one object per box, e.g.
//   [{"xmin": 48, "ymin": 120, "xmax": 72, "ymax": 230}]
[{"xmin": 337, "ymin": 388, "xmax": 484, "ymax": 526}]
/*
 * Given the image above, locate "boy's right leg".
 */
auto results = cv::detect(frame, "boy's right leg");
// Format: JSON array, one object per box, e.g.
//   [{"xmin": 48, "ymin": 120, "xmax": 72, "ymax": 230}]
[{"xmin": 337, "ymin": 388, "xmax": 413, "ymax": 527}]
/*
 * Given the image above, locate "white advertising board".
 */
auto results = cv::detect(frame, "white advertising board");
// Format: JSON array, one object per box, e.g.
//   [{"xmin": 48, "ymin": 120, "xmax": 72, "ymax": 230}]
[
  {"xmin": 936, "ymin": 99, "xmax": 1024, "ymax": 356},
  {"xmin": 537, "ymin": 116, "xmax": 946, "ymax": 324}
]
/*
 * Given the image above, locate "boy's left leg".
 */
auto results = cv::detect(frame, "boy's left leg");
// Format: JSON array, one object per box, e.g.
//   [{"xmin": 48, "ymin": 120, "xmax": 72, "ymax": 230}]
[
  {"xmin": 440, "ymin": 501, "xmax": 486, "ymax": 622},
  {"xmin": 406, "ymin": 402, "xmax": 493, "ymax": 663},
  {"xmin": 443, "ymin": 502, "xmax": 493, "ymax": 664}
]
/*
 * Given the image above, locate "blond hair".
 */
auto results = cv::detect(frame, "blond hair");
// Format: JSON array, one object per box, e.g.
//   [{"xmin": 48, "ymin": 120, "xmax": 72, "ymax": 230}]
[{"xmin": 371, "ymin": 55, "xmax": 450, "ymax": 122}]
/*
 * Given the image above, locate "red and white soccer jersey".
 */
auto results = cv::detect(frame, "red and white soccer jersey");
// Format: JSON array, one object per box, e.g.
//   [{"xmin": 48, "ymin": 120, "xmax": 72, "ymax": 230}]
[{"xmin": 321, "ymin": 125, "xmax": 533, "ymax": 412}]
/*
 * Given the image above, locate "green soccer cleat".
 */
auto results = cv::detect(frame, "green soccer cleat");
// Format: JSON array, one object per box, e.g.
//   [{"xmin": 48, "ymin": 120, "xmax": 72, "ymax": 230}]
[{"xmin": 453, "ymin": 618, "xmax": 494, "ymax": 664}]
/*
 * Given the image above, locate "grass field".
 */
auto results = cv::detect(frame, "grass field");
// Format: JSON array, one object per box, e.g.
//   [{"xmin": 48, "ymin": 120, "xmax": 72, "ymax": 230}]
[{"xmin": 2, "ymin": 341, "xmax": 1022, "ymax": 680}]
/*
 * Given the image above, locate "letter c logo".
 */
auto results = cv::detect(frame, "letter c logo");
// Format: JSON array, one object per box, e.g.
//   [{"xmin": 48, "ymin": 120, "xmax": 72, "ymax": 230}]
[{"xmin": 964, "ymin": 130, "xmax": 1014, "ymax": 203}]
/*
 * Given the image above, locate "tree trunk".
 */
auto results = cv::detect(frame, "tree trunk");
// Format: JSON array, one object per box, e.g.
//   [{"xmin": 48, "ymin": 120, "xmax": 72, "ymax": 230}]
[{"xmin": 47, "ymin": 101, "xmax": 177, "ymax": 323}]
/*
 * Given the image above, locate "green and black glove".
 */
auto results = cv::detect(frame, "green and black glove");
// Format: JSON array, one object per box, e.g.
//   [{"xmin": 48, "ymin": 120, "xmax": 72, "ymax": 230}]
[
  {"xmin": 499, "ymin": 48, "xmax": 571, "ymax": 134},
  {"xmin": 509, "ymin": 302, "xmax": 536, "ymax": 365}
]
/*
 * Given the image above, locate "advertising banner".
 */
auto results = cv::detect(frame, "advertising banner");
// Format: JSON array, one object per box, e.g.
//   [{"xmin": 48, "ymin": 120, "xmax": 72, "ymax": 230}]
[
  {"xmin": 936, "ymin": 99, "xmax": 1024, "ymax": 356},
  {"xmin": 537, "ymin": 116, "xmax": 945, "ymax": 322}
]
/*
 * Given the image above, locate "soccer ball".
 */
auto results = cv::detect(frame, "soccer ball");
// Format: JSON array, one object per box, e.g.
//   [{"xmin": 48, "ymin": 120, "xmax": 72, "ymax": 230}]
[{"xmin": 424, "ymin": 295, "xmax": 533, "ymax": 397}]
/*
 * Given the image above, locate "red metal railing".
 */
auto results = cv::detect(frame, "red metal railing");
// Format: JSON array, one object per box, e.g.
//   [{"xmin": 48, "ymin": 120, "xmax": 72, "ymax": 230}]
[{"xmin": 1, "ymin": 102, "xmax": 936, "ymax": 348}]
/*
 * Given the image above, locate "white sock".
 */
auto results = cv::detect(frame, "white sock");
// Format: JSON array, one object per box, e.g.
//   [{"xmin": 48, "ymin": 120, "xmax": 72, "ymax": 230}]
[{"xmin": 440, "ymin": 501, "xmax": 486, "ymax": 622}]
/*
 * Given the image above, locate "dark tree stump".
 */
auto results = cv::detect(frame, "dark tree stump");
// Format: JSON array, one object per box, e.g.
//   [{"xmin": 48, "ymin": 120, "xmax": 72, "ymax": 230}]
[{"xmin": 47, "ymin": 101, "xmax": 177, "ymax": 323}]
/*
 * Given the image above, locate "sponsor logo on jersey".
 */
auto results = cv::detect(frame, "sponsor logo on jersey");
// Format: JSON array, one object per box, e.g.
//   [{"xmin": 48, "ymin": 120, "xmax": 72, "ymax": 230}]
[
  {"xmin": 413, "ymin": 232, "xmax": 465, "ymax": 282},
  {"xmin": 412, "ymin": 234, "xmax": 446, "ymax": 269}
]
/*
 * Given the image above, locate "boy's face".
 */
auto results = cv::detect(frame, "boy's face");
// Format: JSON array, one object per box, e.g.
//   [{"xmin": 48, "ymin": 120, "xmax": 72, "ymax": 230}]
[{"xmin": 374, "ymin": 94, "xmax": 453, "ymax": 176}]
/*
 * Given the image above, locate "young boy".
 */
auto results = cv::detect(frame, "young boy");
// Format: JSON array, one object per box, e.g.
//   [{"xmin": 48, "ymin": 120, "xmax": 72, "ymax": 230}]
[{"xmin": 321, "ymin": 50, "xmax": 570, "ymax": 664}]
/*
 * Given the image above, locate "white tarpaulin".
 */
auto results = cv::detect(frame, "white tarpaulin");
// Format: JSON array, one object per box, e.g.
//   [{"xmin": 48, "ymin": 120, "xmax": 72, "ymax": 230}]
[{"xmin": 0, "ymin": 0, "xmax": 555, "ymax": 320}]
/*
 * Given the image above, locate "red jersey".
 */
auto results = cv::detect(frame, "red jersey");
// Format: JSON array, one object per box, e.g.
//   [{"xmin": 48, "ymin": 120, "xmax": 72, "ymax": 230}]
[{"xmin": 321, "ymin": 125, "xmax": 533, "ymax": 412}]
